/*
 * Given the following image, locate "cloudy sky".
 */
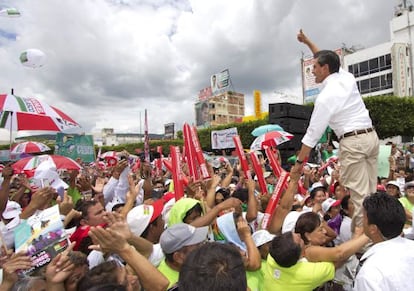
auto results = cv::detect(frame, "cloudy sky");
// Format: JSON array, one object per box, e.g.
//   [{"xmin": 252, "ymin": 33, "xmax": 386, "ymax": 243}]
[{"xmin": 0, "ymin": 0, "xmax": 398, "ymax": 140}]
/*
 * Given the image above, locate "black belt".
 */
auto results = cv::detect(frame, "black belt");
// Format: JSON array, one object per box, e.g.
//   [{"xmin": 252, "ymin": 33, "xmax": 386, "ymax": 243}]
[{"xmin": 339, "ymin": 127, "xmax": 374, "ymax": 141}]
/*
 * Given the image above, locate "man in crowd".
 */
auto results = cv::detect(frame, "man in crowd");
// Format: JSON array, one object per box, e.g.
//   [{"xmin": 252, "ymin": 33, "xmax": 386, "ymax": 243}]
[
  {"xmin": 354, "ymin": 192, "xmax": 414, "ymax": 290},
  {"xmin": 291, "ymin": 30, "xmax": 379, "ymax": 231}
]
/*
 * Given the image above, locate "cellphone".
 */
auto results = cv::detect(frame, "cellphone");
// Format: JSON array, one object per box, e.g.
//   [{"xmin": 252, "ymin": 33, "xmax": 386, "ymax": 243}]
[{"xmin": 57, "ymin": 186, "xmax": 65, "ymax": 200}]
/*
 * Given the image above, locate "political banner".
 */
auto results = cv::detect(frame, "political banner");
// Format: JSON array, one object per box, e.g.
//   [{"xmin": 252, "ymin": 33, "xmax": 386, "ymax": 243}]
[
  {"xmin": 211, "ymin": 127, "xmax": 238, "ymax": 149},
  {"xmin": 55, "ymin": 133, "xmax": 95, "ymax": 163}
]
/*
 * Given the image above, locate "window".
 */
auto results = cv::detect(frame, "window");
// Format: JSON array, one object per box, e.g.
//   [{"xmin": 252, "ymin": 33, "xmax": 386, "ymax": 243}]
[
  {"xmin": 359, "ymin": 61, "xmax": 369, "ymax": 76},
  {"xmin": 369, "ymin": 58, "xmax": 379, "ymax": 74},
  {"xmin": 385, "ymin": 54, "xmax": 391, "ymax": 69},
  {"xmin": 360, "ymin": 79, "xmax": 370, "ymax": 94},
  {"xmin": 370, "ymin": 76, "xmax": 380, "ymax": 90}
]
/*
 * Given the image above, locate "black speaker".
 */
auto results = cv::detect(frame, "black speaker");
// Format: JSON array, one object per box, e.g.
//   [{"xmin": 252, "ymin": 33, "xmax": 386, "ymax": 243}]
[
  {"xmin": 269, "ymin": 117, "xmax": 309, "ymax": 134},
  {"xmin": 269, "ymin": 103, "xmax": 313, "ymax": 120}
]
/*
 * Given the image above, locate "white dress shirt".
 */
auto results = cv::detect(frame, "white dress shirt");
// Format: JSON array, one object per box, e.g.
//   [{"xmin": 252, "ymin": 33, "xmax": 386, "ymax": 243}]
[
  {"xmin": 302, "ymin": 69, "xmax": 372, "ymax": 148},
  {"xmin": 354, "ymin": 236, "xmax": 414, "ymax": 290}
]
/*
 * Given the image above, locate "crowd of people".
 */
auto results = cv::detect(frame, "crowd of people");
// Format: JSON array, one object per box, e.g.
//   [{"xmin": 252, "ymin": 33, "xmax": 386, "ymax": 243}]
[
  {"xmin": 1, "ymin": 29, "xmax": 414, "ymax": 291},
  {"xmin": 0, "ymin": 142, "xmax": 412, "ymax": 291}
]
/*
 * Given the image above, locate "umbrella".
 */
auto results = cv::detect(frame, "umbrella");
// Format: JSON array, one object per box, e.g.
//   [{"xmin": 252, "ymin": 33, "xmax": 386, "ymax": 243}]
[
  {"xmin": 12, "ymin": 154, "xmax": 82, "ymax": 173},
  {"xmin": 251, "ymin": 124, "xmax": 284, "ymax": 136},
  {"xmin": 250, "ymin": 131, "xmax": 294, "ymax": 151},
  {"xmin": 11, "ymin": 141, "xmax": 51, "ymax": 154},
  {"xmin": 0, "ymin": 93, "xmax": 80, "ymax": 132}
]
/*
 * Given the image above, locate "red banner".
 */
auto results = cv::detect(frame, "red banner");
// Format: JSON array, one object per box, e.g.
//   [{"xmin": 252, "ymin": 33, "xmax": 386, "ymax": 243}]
[
  {"xmin": 163, "ymin": 159, "xmax": 189, "ymax": 187},
  {"xmin": 260, "ymin": 171, "xmax": 290, "ymax": 230},
  {"xmin": 249, "ymin": 152, "xmax": 267, "ymax": 195},
  {"xmin": 170, "ymin": 146, "xmax": 184, "ymax": 200},
  {"xmin": 265, "ymin": 147, "xmax": 285, "ymax": 178},
  {"xmin": 183, "ymin": 123, "xmax": 199, "ymax": 180},
  {"xmin": 190, "ymin": 126, "xmax": 210, "ymax": 180},
  {"xmin": 233, "ymin": 135, "xmax": 251, "ymax": 180}
]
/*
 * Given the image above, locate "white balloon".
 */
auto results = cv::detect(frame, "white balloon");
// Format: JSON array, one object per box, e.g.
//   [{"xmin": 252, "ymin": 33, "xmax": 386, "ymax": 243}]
[
  {"xmin": 20, "ymin": 49, "xmax": 47, "ymax": 68},
  {"xmin": 0, "ymin": 8, "xmax": 21, "ymax": 17}
]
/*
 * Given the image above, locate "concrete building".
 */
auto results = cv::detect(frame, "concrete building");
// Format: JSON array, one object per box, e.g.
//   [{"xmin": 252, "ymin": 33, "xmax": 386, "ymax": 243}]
[
  {"xmin": 343, "ymin": 1, "xmax": 414, "ymax": 97},
  {"xmin": 301, "ymin": 1, "xmax": 414, "ymax": 102},
  {"xmin": 94, "ymin": 128, "xmax": 164, "ymax": 146},
  {"xmin": 207, "ymin": 91, "xmax": 245, "ymax": 127}
]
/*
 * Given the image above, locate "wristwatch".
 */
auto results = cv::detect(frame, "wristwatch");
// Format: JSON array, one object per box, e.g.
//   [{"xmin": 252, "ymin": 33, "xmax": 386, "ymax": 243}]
[{"xmin": 296, "ymin": 159, "xmax": 303, "ymax": 164}]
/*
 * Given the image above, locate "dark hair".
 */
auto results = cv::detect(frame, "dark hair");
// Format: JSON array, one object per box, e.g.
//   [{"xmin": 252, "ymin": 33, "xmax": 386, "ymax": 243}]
[
  {"xmin": 68, "ymin": 251, "xmax": 89, "ymax": 267},
  {"xmin": 340, "ymin": 195, "xmax": 351, "ymax": 217},
  {"xmin": 179, "ymin": 242, "xmax": 247, "ymax": 291},
  {"xmin": 363, "ymin": 192, "xmax": 406, "ymax": 239},
  {"xmin": 77, "ymin": 200, "xmax": 100, "ymax": 220},
  {"xmin": 310, "ymin": 187, "xmax": 325, "ymax": 199},
  {"xmin": 314, "ymin": 50, "xmax": 340, "ymax": 74},
  {"xmin": 269, "ymin": 232, "xmax": 301, "ymax": 267},
  {"xmin": 77, "ymin": 261, "xmax": 121, "ymax": 291},
  {"xmin": 232, "ymin": 188, "xmax": 249, "ymax": 203},
  {"xmin": 294, "ymin": 212, "xmax": 321, "ymax": 245}
]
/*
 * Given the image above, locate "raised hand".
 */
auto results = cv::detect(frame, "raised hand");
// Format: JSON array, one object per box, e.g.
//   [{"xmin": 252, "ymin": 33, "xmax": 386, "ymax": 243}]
[{"xmin": 45, "ymin": 242, "xmax": 76, "ymax": 284}]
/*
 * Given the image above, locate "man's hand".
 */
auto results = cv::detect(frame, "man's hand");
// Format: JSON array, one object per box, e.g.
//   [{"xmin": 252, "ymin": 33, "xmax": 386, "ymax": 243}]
[
  {"xmin": 0, "ymin": 252, "xmax": 33, "ymax": 288},
  {"xmin": 45, "ymin": 242, "xmax": 76, "ymax": 284},
  {"xmin": 1, "ymin": 165, "xmax": 14, "ymax": 180},
  {"xmin": 104, "ymin": 212, "xmax": 133, "ymax": 241},
  {"xmin": 290, "ymin": 163, "xmax": 303, "ymax": 178},
  {"xmin": 217, "ymin": 197, "xmax": 243, "ymax": 213},
  {"xmin": 57, "ymin": 192, "xmax": 74, "ymax": 216},
  {"xmin": 30, "ymin": 187, "xmax": 54, "ymax": 209},
  {"xmin": 297, "ymin": 29, "xmax": 308, "ymax": 44},
  {"xmin": 236, "ymin": 216, "xmax": 251, "ymax": 242},
  {"xmin": 89, "ymin": 225, "xmax": 130, "ymax": 255}
]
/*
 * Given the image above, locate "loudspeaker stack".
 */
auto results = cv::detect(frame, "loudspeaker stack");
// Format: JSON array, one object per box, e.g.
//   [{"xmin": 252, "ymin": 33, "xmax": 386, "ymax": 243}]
[{"xmin": 268, "ymin": 103, "xmax": 313, "ymax": 166}]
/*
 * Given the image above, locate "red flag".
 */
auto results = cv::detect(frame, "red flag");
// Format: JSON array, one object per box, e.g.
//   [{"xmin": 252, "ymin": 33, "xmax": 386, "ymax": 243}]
[
  {"xmin": 265, "ymin": 147, "xmax": 285, "ymax": 178},
  {"xmin": 250, "ymin": 152, "xmax": 267, "ymax": 195},
  {"xmin": 261, "ymin": 171, "xmax": 290, "ymax": 230},
  {"xmin": 183, "ymin": 123, "xmax": 199, "ymax": 180},
  {"xmin": 144, "ymin": 109, "xmax": 150, "ymax": 163},
  {"xmin": 233, "ymin": 135, "xmax": 251, "ymax": 180},
  {"xmin": 190, "ymin": 126, "xmax": 210, "ymax": 180},
  {"xmin": 170, "ymin": 146, "xmax": 184, "ymax": 200}
]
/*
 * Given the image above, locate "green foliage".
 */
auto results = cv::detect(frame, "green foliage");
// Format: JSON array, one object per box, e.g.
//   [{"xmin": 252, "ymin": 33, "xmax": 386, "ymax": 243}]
[{"xmin": 363, "ymin": 95, "xmax": 414, "ymax": 139}]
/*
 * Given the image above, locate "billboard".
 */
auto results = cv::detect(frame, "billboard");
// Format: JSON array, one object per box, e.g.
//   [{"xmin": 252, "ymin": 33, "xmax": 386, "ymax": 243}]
[
  {"xmin": 164, "ymin": 123, "xmax": 175, "ymax": 139},
  {"xmin": 211, "ymin": 69, "xmax": 230, "ymax": 95},
  {"xmin": 198, "ymin": 87, "xmax": 212, "ymax": 100},
  {"xmin": 195, "ymin": 100, "xmax": 209, "ymax": 128},
  {"xmin": 211, "ymin": 127, "xmax": 238, "ymax": 149},
  {"xmin": 302, "ymin": 48, "xmax": 343, "ymax": 104}
]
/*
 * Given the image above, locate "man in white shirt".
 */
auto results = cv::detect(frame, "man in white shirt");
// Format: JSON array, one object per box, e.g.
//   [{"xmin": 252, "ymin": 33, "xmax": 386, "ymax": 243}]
[
  {"xmin": 291, "ymin": 30, "xmax": 379, "ymax": 231},
  {"xmin": 354, "ymin": 192, "xmax": 414, "ymax": 290}
]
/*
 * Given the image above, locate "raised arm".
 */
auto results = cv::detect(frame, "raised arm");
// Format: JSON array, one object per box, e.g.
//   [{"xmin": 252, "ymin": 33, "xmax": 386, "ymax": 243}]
[
  {"xmin": 267, "ymin": 171, "xmax": 300, "ymax": 235},
  {"xmin": 297, "ymin": 29, "xmax": 320, "ymax": 55}
]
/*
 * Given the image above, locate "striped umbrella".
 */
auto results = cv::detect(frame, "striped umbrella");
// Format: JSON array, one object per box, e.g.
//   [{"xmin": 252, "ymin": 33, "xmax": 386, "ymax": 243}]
[{"xmin": 11, "ymin": 141, "xmax": 51, "ymax": 154}]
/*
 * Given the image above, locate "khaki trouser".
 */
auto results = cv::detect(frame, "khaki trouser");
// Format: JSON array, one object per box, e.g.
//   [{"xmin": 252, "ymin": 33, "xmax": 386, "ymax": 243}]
[{"xmin": 339, "ymin": 130, "xmax": 379, "ymax": 231}]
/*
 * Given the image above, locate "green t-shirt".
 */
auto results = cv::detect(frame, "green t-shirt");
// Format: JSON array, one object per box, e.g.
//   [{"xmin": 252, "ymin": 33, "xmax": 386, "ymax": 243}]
[
  {"xmin": 399, "ymin": 196, "xmax": 414, "ymax": 225},
  {"xmin": 157, "ymin": 259, "xmax": 179, "ymax": 289},
  {"xmin": 67, "ymin": 187, "xmax": 82, "ymax": 205},
  {"xmin": 263, "ymin": 255, "xmax": 334, "ymax": 291}
]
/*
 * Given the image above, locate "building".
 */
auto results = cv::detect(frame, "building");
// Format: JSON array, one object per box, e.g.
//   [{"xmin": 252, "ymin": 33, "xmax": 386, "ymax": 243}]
[
  {"xmin": 302, "ymin": 1, "xmax": 414, "ymax": 102},
  {"xmin": 207, "ymin": 91, "xmax": 245, "ymax": 126},
  {"xmin": 195, "ymin": 69, "xmax": 245, "ymax": 128},
  {"xmin": 94, "ymin": 128, "xmax": 164, "ymax": 146},
  {"xmin": 342, "ymin": 1, "xmax": 414, "ymax": 97}
]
